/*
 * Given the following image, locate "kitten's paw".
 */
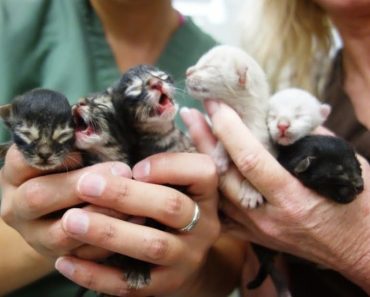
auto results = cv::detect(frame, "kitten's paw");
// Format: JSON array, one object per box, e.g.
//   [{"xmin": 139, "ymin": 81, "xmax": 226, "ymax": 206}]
[
  {"xmin": 125, "ymin": 270, "xmax": 151, "ymax": 289},
  {"xmin": 211, "ymin": 142, "xmax": 230, "ymax": 174},
  {"xmin": 239, "ymin": 180, "xmax": 264, "ymax": 208}
]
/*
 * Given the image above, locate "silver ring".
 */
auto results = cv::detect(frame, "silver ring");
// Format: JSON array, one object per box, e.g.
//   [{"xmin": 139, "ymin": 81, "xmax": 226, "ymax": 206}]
[{"xmin": 178, "ymin": 202, "xmax": 201, "ymax": 233}]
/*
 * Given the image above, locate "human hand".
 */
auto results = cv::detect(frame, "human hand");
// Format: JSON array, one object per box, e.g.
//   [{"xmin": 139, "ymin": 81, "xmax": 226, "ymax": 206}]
[
  {"xmin": 54, "ymin": 152, "xmax": 220, "ymax": 296},
  {"xmin": 180, "ymin": 103, "xmax": 370, "ymax": 293},
  {"xmin": 0, "ymin": 145, "xmax": 132, "ymax": 260}
]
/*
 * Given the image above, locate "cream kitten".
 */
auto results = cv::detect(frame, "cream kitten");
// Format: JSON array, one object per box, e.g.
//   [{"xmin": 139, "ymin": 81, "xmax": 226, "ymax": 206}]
[
  {"xmin": 267, "ymin": 88, "xmax": 331, "ymax": 145},
  {"xmin": 186, "ymin": 45, "xmax": 273, "ymax": 208}
]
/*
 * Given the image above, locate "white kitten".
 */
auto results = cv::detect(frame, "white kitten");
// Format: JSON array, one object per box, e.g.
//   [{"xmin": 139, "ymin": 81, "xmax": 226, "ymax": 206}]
[
  {"xmin": 186, "ymin": 45, "xmax": 274, "ymax": 208},
  {"xmin": 267, "ymin": 88, "xmax": 331, "ymax": 145}
]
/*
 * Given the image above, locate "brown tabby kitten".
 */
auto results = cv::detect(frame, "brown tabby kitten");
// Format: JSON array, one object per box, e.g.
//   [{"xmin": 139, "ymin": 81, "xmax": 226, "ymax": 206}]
[
  {"xmin": 72, "ymin": 90, "xmax": 131, "ymax": 165},
  {"xmin": 0, "ymin": 88, "xmax": 75, "ymax": 170}
]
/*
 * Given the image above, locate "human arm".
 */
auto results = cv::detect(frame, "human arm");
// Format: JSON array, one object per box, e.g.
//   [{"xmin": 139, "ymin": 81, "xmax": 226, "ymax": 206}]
[
  {"xmin": 0, "ymin": 219, "xmax": 54, "ymax": 295},
  {"xmin": 180, "ymin": 102, "xmax": 370, "ymax": 294}
]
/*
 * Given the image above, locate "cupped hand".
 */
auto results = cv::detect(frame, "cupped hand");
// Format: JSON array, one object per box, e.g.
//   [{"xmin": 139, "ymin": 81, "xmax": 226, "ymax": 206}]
[
  {"xmin": 180, "ymin": 103, "xmax": 370, "ymax": 293},
  {"xmin": 54, "ymin": 152, "xmax": 221, "ymax": 296},
  {"xmin": 0, "ymin": 145, "xmax": 132, "ymax": 259}
]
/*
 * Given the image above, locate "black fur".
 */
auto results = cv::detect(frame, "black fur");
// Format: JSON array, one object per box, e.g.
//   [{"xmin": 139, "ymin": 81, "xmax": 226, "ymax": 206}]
[{"xmin": 249, "ymin": 135, "xmax": 364, "ymax": 296}]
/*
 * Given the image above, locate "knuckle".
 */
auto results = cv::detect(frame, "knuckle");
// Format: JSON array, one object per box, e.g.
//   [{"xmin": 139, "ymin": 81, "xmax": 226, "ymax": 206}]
[
  {"xmin": 163, "ymin": 192, "xmax": 184, "ymax": 219},
  {"xmin": 46, "ymin": 224, "xmax": 72, "ymax": 253},
  {"xmin": 111, "ymin": 181, "xmax": 129, "ymax": 207},
  {"xmin": 21, "ymin": 182, "xmax": 45, "ymax": 218},
  {"xmin": 210, "ymin": 219, "xmax": 221, "ymax": 241},
  {"xmin": 200, "ymin": 155, "xmax": 218, "ymax": 185},
  {"xmin": 113, "ymin": 283, "xmax": 130, "ymax": 297},
  {"xmin": 144, "ymin": 235, "xmax": 169, "ymax": 261},
  {"xmin": 97, "ymin": 223, "xmax": 117, "ymax": 246},
  {"xmin": 258, "ymin": 219, "xmax": 282, "ymax": 239},
  {"xmin": 235, "ymin": 150, "xmax": 260, "ymax": 175},
  {"xmin": 79, "ymin": 269, "xmax": 96, "ymax": 289}
]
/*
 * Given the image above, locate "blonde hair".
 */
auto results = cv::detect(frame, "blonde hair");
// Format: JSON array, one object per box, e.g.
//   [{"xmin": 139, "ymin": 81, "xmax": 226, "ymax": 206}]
[{"xmin": 240, "ymin": 0, "xmax": 333, "ymax": 95}]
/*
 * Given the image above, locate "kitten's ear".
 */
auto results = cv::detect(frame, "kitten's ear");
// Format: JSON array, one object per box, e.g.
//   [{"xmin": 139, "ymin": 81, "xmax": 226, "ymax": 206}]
[
  {"xmin": 236, "ymin": 66, "xmax": 248, "ymax": 87},
  {"xmin": 107, "ymin": 87, "xmax": 113, "ymax": 95},
  {"xmin": 294, "ymin": 156, "xmax": 316, "ymax": 173},
  {"xmin": 319, "ymin": 103, "xmax": 331, "ymax": 121},
  {"xmin": 0, "ymin": 104, "xmax": 13, "ymax": 122}
]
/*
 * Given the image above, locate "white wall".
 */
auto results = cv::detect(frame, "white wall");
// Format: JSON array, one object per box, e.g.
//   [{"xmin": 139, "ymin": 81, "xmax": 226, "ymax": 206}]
[{"xmin": 173, "ymin": 0, "xmax": 246, "ymax": 46}]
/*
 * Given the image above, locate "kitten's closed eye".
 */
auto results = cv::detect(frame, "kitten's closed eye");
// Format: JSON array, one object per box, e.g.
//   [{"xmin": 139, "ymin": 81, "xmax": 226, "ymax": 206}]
[{"xmin": 52, "ymin": 128, "xmax": 74, "ymax": 143}]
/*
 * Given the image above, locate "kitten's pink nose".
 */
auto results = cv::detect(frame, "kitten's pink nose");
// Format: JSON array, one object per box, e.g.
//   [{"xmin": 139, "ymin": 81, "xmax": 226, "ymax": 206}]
[
  {"xmin": 277, "ymin": 122, "xmax": 290, "ymax": 133},
  {"xmin": 150, "ymin": 80, "xmax": 163, "ymax": 91}
]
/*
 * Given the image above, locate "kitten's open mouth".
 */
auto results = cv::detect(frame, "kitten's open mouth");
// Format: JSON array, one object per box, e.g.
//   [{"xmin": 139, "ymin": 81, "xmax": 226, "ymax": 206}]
[
  {"xmin": 150, "ymin": 89, "xmax": 176, "ymax": 117},
  {"xmin": 72, "ymin": 106, "xmax": 98, "ymax": 136},
  {"xmin": 156, "ymin": 93, "xmax": 174, "ymax": 115}
]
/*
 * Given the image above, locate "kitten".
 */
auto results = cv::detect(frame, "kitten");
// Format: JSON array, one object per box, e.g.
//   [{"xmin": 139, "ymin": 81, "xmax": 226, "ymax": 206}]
[
  {"xmin": 278, "ymin": 135, "xmax": 364, "ymax": 203},
  {"xmin": 72, "ymin": 90, "xmax": 131, "ymax": 165},
  {"xmin": 249, "ymin": 135, "xmax": 364, "ymax": 296},
  {"xmin": 74, "ymin": 65, "xmax": 195, "ymax": 295},
  {"xmin": 267, "ymin": 88, "xmax": 331, "ymax": 145},
  {"xmin": 112, "ymin": 64, "xmax": 195, "ymax": 165},
  {"xmin": 186, "ymin": 44, "xmax": 273, "ymax": 208},
  {"xmin": 0, "ymin": 88, "xmax": 75, "ymax": 170}
]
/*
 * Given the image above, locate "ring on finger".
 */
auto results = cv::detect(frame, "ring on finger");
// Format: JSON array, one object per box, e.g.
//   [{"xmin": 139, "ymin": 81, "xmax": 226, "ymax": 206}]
[{"xmin": 178, "ymin": 202, "xmax": 201, "ymax": 233}]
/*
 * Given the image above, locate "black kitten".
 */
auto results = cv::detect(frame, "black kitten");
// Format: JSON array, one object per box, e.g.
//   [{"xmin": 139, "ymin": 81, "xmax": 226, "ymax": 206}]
[
  {"xmin": 278, "ymin": 135, "xmax": 364, "ymax": 203},
  {"xmin": 248, "ymin": 135, "xmax": 364, "ymax": 296},
  {"xmin": 0, "ymin": 88, "xmax": 75, "ymax": 169}
]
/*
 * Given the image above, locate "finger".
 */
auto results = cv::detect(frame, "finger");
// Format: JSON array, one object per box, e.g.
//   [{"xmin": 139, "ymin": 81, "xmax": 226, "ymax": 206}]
[
  {"xmin": 71, "ymin": 245, "xmax": 112, "ymax": 260},
  {"xmin": 1, "ymin": 145, "xmax": 82, "ymax": 186},
  {"xmin": 61, "ymin": 208, "xmax": 184, "ymax": 266},
  {"xmin": 19, "ymin": 201, "xmax": 129, "ymax": 257},
  {"xmin": 55, "ymin": 256, "xmax": 133, "ymax": 297},
  {"xmin": 11, "ymin": 162, "xmax": 131, "ymax": 220},
  {"xmin": 55, "ymin": 256, "xmax": 191, "ymax": 297},
  {"xmin": 132, "ymin": 152, "xmax": 218, "ymax": 198},
  {"xmin": 76, "ymin": 171, "xmax": 197, "ymax": 230},
  {"xmin": 205, "ymin": 100, "xmax": 301, "ymax": 203},
  {"xmin": 180, "ymin": 107, "xmax": 218, "ymax": 154}
]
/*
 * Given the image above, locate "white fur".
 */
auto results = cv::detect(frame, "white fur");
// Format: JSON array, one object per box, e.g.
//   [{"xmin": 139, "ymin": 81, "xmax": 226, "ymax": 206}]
[
  {"xmin": 267, "ymin": 88, "xmax": 331, "ymax": 145},
  {"xmin": 186, "ymin": 45, "xmax": 274, "ymax": 208}
]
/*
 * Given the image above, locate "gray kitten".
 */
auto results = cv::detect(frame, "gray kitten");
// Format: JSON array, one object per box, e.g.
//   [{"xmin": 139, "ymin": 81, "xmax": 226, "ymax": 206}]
[{"xmin": 0, "ymin": 88, "xmax": 75, "ymax": 170}]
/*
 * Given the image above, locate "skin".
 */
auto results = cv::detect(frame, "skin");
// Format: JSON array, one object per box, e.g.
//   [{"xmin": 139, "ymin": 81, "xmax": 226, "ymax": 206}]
[
  {"xmin": 90, "ymin": 0, "xmax": 179, "ymax": 72},
  {"xmin": 180, "ymin": 102, "xmax": 370, "ymax": 294},
  {"xmin": 0, "ymin": 143, "xmax": 245, "ymax": 296}
]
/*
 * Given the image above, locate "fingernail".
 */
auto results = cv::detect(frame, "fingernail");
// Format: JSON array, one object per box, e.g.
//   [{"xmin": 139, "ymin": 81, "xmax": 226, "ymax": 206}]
[
  {"xmin": 133, "ymin": 159, "xmax": 150, "ymax": 180},
  {"xmin": 55, "ymin": 257, "xmax": 75, "ymax": 278},
  {"xmin": 111, "ymin": 162, "xmax": 132, "ymax": 177},
  {"xmin": 77, "ymin": 173, "xmax": 106, "ymax": 197},
  {"xmin": 205, "ymin": 100, "xmax": 220, "ymax": 116},
  {"xmin": 63, "ymin": 209, "xmax": 89, "ymax": 235},
  {"xmin": 180, "ymin": 107, "xmax": 192, "ymax": 126}
]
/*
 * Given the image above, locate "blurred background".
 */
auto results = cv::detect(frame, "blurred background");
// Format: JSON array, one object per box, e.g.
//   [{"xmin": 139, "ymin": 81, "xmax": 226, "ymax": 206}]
[{"xmin": 173, "ymin": 0, "xmax": 247, "ymax": 46}]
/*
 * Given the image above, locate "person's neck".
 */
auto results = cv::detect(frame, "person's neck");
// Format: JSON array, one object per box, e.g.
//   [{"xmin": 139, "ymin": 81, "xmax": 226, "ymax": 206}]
[
  {"xmin": 330, "ymin": 14, "xmax": 370, "ymax": 127},
  {"xmin": 89, "ymin": 0, "xmax": 179, "ymax": 71}
]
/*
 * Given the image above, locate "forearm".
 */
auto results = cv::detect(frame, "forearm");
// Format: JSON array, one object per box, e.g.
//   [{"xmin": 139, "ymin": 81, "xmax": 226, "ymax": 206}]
[
  {"xmin": 173, "ymin": 234, "xmax": 246, "ymax": 297},
  {"xmin": 0, "ymin": 219, "xmax": 54, "ymax": 295}
]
